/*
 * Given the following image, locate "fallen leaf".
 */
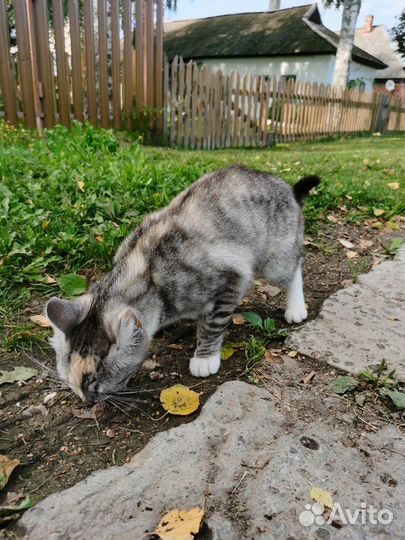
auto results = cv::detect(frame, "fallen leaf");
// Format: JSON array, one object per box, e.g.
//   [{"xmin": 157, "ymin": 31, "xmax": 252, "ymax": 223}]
[
  {"xmin": 232, "ymin": 314, "xmax": 245, "ymax": 325},
  {"xmin": 341, "ymin": 279, "xmax": 353, "ymax": 288},
  {"xmin": 257, "ymin": 284, "xmax": 281, "ymax": 297},
  {"xmin": 6, "ymin": 491, "xmax": 25, "ymax": 505},
  {"xmin": 327, "ymin": 214, "xmax": 340, "ymax": 224},
  {"xmin": 302, "ymin": 371, "xmax": 316, "ymax": 384},
  {"xmin": 43, "ymin": 391, "xmax": 58, "ymax": 406},
  {"xmin": 346, "ymin": 250, "xmax": 358, "ymax": 259},
  {"xmin": 77, "ymin": 180, "xmax": 85, "ymax": 192},
  {"xmin": 0, "ymin": 367, "xmax": 37, "ymax": 386},
  {"xmin": 0, "ymin": 497, "xmax": 33, "ymax": 516},
  {"xmin": 105, "ymin": 428, "xmax": 116, "ymax": 438},
  {"xmin": 0, "ymin": 455, "xmax": 20, "ymax": 490},
  {"xmin": 153, "ymin": 507, "xmax": 204, "ymax": 540},
  {"xmin": 310, "ymin": 486, "xmax": 333, "ymax": 509},
  {"xmin": 358, "ymin": 239, "xmax": 373, "ymax": 250},
  {"xmin": 387, "ymin": 182, "xmax": 399, "ymax": 190},
  {"xmin": 150, "ymin": 371, "xmax": 164, "ymax": 381},
  {"xmin": 287, "ymin": 350, "xmax": 298, "ymax": 358},
  {"xmin": 44, "ymin": 274, "xmax": 57, "ymax": 284},
  {"xmin": 56, "ymin": 274, "xmax": 87, "ymax": 297},
  {"xmin": 355, "ymin": 393, "xmax": 366, "ymax": 407},
  {"xmin": 167, "ymin": 343, "xmax": 183, "ymax": 350},
  {"xmin": 221, "ymin": 346, "xmax": 236, "ymax": 360},
  {"xmin": 22, "ymin": 404, "xmax": 48, "ymax": 417},
  {"xmin": 265, "ymin": 350, "xmax": 283, "ymax": 364},
  {"xmin": 29, "ymin": 314, "xmax": 50, "ymax": 328},
  {"xmin": 379, "ymin": 389, "xmax": 405, "ymax": 410},
  {"xmin": 386, "ymin": 315, "xmax": 399, "ymax": 321},
  {"xmin": 338, "ymin": 239, "xmax": 355, "ymax": 249},
  {"xmin": 143, "ymin": 359, "xmax": 160, "ymax": 370},
  {"xmin": 373, "ymin": 208, "xmax": 385, "ymax": 217},
  {"xmin": 72, "ymin": 402, "xmax": 103, "ymax": 420},
  {"xmin": 160, "ymin": 385, "xmax": 200, "ymax": 416},
  {"xmin": 327, "ymin": 375, "xmax": 358, "ymax": 394}
]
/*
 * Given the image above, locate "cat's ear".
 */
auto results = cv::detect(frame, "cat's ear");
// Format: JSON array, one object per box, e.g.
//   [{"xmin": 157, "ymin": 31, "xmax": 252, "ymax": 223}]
[
  {"xmin": 116, "ymin": 308, "xmax": 144, "ymax": 344},
  {"xmin": 46, "ymin": 296, "xmax": 91, "ymax": 334}
]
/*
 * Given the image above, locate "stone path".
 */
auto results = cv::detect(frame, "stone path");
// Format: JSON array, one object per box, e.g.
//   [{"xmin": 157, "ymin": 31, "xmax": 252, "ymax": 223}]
[
  {"xmin": 18, "ymin": 247, "xmax": 405, "ymax": 540},
  {"xmin": 288, "ymin": 245, "xmax": 405, "ymax": 380}
]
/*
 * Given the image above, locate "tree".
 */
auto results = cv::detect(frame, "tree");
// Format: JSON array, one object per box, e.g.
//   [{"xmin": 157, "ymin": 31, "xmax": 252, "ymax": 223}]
[
  {"xmin": 324, "ymin": 0, "xmax": 362, "ymax": 89},
  {"xmin": 391, "ymin": 11, "xmax": 405, "ymax": 59}
]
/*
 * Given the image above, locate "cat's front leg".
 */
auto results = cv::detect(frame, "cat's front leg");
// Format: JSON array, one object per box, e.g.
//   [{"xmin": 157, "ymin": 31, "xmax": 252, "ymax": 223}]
[{"xmin": 189, "ymin": 310, "xmax": 233, "ymax": 378}]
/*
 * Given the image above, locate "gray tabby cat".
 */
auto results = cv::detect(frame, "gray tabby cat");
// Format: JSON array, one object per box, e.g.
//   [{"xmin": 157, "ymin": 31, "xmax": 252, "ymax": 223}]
[{"xmin": 46, "ymin": 166, "xmax": 320, "ymax": 402}]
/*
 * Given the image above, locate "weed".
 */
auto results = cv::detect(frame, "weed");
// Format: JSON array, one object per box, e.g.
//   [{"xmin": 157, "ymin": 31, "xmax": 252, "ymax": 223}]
[
  {"xmin": 242, "ymin": 312, "xmax": 288, "ymax": 339},
  {"xmin": 245, "ymin": 336, "xmax": 267, "ymax": 369}
]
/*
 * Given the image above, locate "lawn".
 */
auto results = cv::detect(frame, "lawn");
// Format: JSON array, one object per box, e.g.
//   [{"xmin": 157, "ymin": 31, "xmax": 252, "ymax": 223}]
[{"xmin": 0, "ymin": 121, "xmax": 404, "ymax": 349}]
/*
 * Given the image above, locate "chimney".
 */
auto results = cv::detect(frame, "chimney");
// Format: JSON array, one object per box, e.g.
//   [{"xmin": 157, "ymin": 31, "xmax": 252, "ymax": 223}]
[
  {"xmin": 268, "ymin": 0, "xmax": 281, "ymax": 11},
  {"xmin": 363, "ymin": 15, "xmax": 374, "ymax": 33}
]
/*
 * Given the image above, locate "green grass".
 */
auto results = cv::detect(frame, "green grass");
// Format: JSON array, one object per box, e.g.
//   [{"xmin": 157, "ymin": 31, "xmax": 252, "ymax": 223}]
[{"xmin": 0, "ymin": 121, "xmax": 404, "ymax": 349}]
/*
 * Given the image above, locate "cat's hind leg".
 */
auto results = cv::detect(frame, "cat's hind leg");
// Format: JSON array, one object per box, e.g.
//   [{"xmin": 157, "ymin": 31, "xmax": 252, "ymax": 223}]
[{"xmin": 284, "ymin": 261, "xmax": 307, "ymax": 324}]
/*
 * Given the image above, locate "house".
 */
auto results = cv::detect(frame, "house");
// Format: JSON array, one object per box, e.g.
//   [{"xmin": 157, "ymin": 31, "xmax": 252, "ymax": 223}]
[
  {"xmin": 350, "ymin": 15, "xmax": 405, "ymax": 102},
  {"xmin": 164, "ymin": 3, "xmax": 387, "ymax": 93}
]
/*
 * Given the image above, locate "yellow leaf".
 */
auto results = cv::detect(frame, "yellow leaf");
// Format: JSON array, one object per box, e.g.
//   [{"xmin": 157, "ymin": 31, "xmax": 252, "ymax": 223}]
[
  {"xmin": 373, "ymin": 208, "xmax": 385, "ymax": 217},
  {"xmin": 346, "ymin": 250, "xmax": 358, "ymax": 259},
  {"xmin": 232, "ymin": 314, "xmax": 245, "ymax": 325},
  {"xmin": 29, "ymin": 314, "xmax": 51, "ymax": 328},
  {"xmin": 95, "ymin": 235, "xmax": 104, "ymax": 243},
  {"xmin": 221, "ymin": 346, "xmax": 236, "ymax": 360},
  {"xmin": 287, "ymin": 350, "xmax": 297, "ymax": 358},
  {"xmin": 387, "ymin": 182, "xmax": 399, "ymax": 190},
  {"xmin": 310, "ymin": 486, "xmax": 333, "ymax": 509},
  {"xmin": 160, "ymin": 385, "xmax": 200, "ymax": 416},
  {"xmin": 167, "ymin": 343, "xmax": 183, "ymax": 350},
  {"xmin": 77, "ymin": 180, "xmax": 85, "ymax": 192},
  {"xmin": 154, "ymin": 507, "xmax": 204, "ymax": 540},
  {"xmin": 0, "ymin": 455, "xmax": 20, "ymax": 490},
  {"xmin": 338, "ymin": 238, "xmax": 354, "ymax": 249}
]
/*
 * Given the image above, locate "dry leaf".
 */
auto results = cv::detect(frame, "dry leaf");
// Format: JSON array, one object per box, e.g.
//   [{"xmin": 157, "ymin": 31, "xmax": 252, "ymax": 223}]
[
  {"xmin": 72, "ymin": 403, "xmax": 103, "ymax": 420},
  {"xmin": 386, "ymin": 315, "xmax": 399, "ymax": 321},
  {"xmin": 95, "ymin": 235, "xmax": 104, "ymax": 243},
  {"xmin": 221, "ymin": 347, "xmax": 236, "ymax": 360},
  {"xmin": 0, "ymin": 455, "xmax": 20, "ymax": 490},
  {"xmin": 358, "ymin": 239, "xmax": 373, "ymax": 250},
  {"xmin": 22, "ymin": 404, "xmax": 48, "ymax": 417},
  {"xmin": 105, "ymin": 428, "xmax": 116, "ymax": 438},
  {"xmin": 310, "ymin": 486, "xmax": 333, "ymax": 509},
  {"xmin": 77, "ymin": 180, "xmax": 85, "ymax": 192},
  {"xmin": 341, "ymin": 279, "xmax": 353, "ymax": 288},
  {"xmin": 44, "ymin": 274, "xmax": 57, "ymax": 284},
  {"xmin": 167, "ymin": 343, "xmax": 183, "ymax": 350},
  {"xmin": 338, "ymin": 239, "xmax": 355, "ymax": 249},
  {"xmin": 346, "ymin": 251, "xmax": 358, "ymax": 259},
  {"xmin": 232, "ymin": 314, "xmax": 245, "ymax": 325},
  {"xmin": 327, "ymin": 214, "xmax": 340, "ymax": 224},
  {"xmin": 387, "ymin": 182, "xmax": 399, "ymax": 190},
  {"xmin": 302, "ymin": 371, "xmax": 316, "ymax": 384},
  {"xmin": 160, "ymin": 385, "xmax": 200, "ymax": 416},
  {"xmin": 29, "ymin": 314, "xmax": 50, "ymax": 328},
  {"xmin": 265, "ymin": 350, "xmax": 283, "ymax": 364},
  {"xmin": 143, "ymin": 359, "xmax": 160, "ymax": 370},
  {"xmin": 257, "ymin": 284, "xmax": 281, "ymax": 297},
  {"xmin": 153, "ymin": 507, "xmax": 204, "ymax": 540},
  {"xmin": 373, "ymin": 208, "xmax": 385, "ymax": 217},
  {"xmin": 287, "ymin": 350, "xmax": 298, "ymax": 358}
]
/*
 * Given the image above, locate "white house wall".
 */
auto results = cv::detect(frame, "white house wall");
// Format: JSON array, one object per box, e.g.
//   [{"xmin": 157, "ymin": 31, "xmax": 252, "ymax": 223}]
[{"xmin": 202, "ymin": 55, "xmax": 377, "ymax": 91}]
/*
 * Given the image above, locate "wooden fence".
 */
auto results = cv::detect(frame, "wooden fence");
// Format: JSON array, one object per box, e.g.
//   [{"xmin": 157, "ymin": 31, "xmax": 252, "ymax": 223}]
[
  {"xmin": 0, "ymin": 0, "xmax": 163, "ymax": 130},
  {"xmin": 164, "ymin": 57, "xmax": 405, "ymax": 148}
]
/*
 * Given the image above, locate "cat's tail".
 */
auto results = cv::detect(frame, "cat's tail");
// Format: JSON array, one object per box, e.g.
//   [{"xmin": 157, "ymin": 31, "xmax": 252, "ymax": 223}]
[{"xmin": 293, "ymin": 175, "xmax": 321, "ymax": 206}]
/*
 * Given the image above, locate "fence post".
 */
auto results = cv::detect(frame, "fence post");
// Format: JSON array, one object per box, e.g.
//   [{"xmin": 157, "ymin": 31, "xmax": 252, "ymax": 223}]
[{"xmin": 0, "ymin": 1, "xmax": 18, "ymax": 126}]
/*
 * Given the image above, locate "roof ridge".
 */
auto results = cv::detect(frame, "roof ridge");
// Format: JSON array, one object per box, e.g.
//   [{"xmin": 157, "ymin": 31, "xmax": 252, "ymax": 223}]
[{"xmin": 164, "ymin": 5, "xmax": 312, "ymax": 25}]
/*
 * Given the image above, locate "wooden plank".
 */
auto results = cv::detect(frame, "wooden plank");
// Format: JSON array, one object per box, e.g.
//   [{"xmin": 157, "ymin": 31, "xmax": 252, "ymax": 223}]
[
  {"xmin": 162, "ymin": 56, "xmax": 169, "ymax": 143},
  {"xmin": 155, "ymin": 0, "xmax": 164, "ymax": 130},
  {"xmin": 135, "ymin": 0, "xmax": 144, "ymax": 112},
  {"xmin": 0, "ymin": 0, "xmax": 18, "ymax": 125},
  {"xmin": 84, "ymin": 0, "xmax": 97, "ymax": 125},
  {"xmin": 270, "ymin": 76, "xmax": 277, "ymax": 143},
  {"xmin": 215, "ymin": 70, "xmax": 222, "ymax": 148},
  {"xmin": 97, "ymin": 0, "xmax": 109, "ymax": 128},
  {"xmin": 190, "ymin": 61, "xmax": 198, "ymax": 149},
  {"xmin": 169, "ymin": 56, "xmax": 178, "ymax": 147},
  {"xmin": 232, "ymin": 71, "xmax": 240, "ymax": 147},
  {"xmin": 239, "ymin": 73, "xmax": 247, "ymax": 146},
  {"xmin": 225, "ymin": 71, "xmax": 233, "ymax": 147},
  {"xmin": 14, "ymin": 0, "xmax": 37, "ymax": 128},
  {"xmin": 244, "ymin": 73, "xmax": 252, "ymax": 146},
  {"xmin": 184, "ymin": 59, "xmax": 192, "ymax": 147},
  {"xmin": 33, "ymin": 0, "xmax": 56, "ymax": 127},
  {"xmin": 52, "ymin": 0, "xmax": 70, "ymax": 126},
  {"xmin": 110, "ymin": 0, "xmax": 121, "ymax": 128},
  {"xmin": 123, "ymin": 0, "xmax": 132, "ymax": 128},
  {"xmin": 68, "ymin": 0, "xmax": 83, "ymax": 122},
  {"xmin": 198, "ymin": 64, "xmax": 207, "ymax": 149},
  {"xmin": 145, "ymin": 0, "xmax": 154, "ymax": 109},
  {"xmin": 177, "ymin": 57, "xmax": 185, "ymax": 146},
  {"xmin": 261, "ymin": 76, "xmax": 270, "ymax": 146}
]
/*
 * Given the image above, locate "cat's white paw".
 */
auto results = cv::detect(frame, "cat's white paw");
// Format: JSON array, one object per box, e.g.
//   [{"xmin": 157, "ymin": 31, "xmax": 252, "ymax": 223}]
[
  {"xmin": 189, "ymin": 354, "xmax": 220, "ymax": 377},
  {"xmin": 284, "ymin": 305, "xmax": 308, "ymax": 324}
]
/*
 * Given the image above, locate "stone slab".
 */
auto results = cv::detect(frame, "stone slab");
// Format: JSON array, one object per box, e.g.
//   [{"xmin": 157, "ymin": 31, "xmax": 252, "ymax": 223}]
[
  {"xmin": 19, "ymin": 381, "xmax": 405, "ymax": 540},
  {"xmin": 287, "ymin": 245, "xmax": 405, "ymax": 380}
]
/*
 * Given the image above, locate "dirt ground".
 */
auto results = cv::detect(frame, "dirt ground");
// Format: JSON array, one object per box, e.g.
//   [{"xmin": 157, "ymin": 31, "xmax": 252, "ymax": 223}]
[{"xmin": 0, "ymin": 217, "xmax": 404, "ymax": 532}]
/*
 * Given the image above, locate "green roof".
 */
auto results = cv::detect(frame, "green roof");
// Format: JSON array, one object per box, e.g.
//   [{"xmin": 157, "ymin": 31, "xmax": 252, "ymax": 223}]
[{"xmin": 164, "ymin": 4, "xmax": 387, "ymax": 70}]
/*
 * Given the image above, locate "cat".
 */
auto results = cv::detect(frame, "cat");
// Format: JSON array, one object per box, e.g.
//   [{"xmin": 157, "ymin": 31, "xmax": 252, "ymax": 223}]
[{"xmin": 46, "ymin": 166, "xmax": 320, "ymax": 402}]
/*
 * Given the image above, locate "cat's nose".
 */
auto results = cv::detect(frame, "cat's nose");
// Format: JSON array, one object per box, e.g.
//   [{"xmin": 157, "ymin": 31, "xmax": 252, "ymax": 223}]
[{"xmin": 82, "ymin": 373, "xmax": 99, "ymax": 402}]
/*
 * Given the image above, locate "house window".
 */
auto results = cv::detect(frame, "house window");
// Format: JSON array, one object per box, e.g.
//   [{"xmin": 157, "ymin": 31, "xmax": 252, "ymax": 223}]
[{"xmin": 348, "ymin": 78, "xmax": 366, "ymax": 92}]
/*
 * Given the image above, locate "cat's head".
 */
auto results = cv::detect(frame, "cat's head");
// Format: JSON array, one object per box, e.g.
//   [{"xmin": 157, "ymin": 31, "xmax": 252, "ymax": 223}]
[{"xmin": 46, "ymin": 296, "xmax": 149, "ymax": 401}]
